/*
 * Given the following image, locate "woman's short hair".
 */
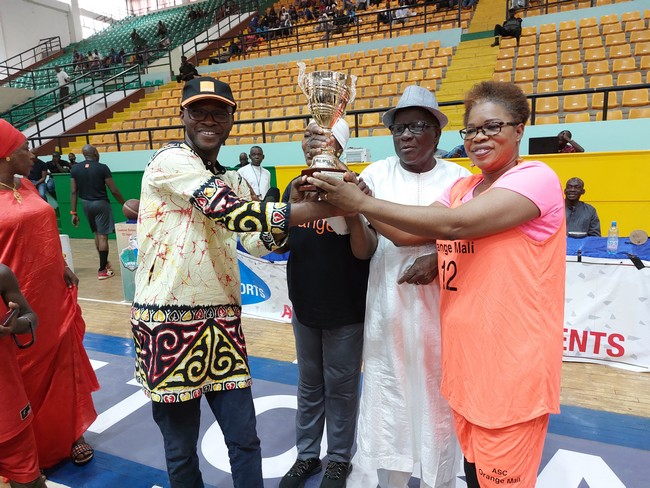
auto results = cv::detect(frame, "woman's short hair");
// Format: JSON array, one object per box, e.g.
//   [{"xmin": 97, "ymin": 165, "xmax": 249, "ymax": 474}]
[{"xmin": 463, "ymin": 81, "xmax": 530, "ymax": 126}]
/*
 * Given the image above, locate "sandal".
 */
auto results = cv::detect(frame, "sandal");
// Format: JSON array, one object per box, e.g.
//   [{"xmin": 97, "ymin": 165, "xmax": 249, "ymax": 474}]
[{"xmin": 71, "ymin": 440, "xmax": 94, "ymax": 465}]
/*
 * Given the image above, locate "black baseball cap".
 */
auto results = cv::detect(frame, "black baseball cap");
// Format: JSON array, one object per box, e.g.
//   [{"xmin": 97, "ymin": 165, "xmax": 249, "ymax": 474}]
[{"xmin": 181, "ymin": 77, "xmax": 237, "ymax": 112}]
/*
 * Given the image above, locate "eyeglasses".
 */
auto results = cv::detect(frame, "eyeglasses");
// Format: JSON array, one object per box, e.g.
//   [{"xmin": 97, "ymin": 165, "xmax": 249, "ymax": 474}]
[
  {"xmin": 459, "ymin": 121, "xmax": 519, "ymax": 140},
  {"xmin": 185, "ymin": 108, "xmax": 233, "ymax": 123},
  {"xmin": 389, "ymin": 121, "xmax": 436, "ymax": 136}
]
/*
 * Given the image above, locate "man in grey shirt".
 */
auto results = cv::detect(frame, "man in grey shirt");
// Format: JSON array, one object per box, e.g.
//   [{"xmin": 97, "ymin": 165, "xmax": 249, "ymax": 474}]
[{"xmin": 565, "ymin": 177, "xmax": 601, "ymax": 237}]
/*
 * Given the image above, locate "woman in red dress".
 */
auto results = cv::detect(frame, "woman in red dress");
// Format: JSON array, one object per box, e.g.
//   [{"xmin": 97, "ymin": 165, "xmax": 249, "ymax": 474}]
[{"xmin": 0, "ymin": 120, "xmax": 99, "ymax": 468}]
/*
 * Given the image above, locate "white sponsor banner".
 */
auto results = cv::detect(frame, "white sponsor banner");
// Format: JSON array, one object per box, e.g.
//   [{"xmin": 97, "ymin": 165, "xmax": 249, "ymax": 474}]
[
  {"xmin": 564, "ymin": 261, "xmax": 650, "ymax": 372},
  {"xmin": 238, "ymin": 250, "xmax": 292, "ymax": 323}
]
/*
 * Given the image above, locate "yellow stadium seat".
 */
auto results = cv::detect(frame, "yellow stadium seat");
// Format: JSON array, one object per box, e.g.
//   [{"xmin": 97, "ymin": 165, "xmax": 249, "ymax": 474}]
[
  {"xmin": 579, "ymin": 17, "xmax": 597, "ymax": 28},
  {"xmin": 584, "ymin": 47, "xmax": 606, "ymax": 61},
  {"xmin": 539, "ymin": 32, "xmax": 557, "ymax": 44},
  {"xmin": 360, "ymin": 112, "xmax": 381, "ymax": 128},
  {"xmin": 592, "ymin": 91, "xmax": 618, "ymax": 110},
  {"xmin": 582, "ymin": 36, "xmax": 603, "ymax": 49},
  {"xmin": 605, "ymin": 32, "xmax": 626, "ymax": 47},
  {"xmin": 580, "ymin": 26, "xmax": 600, "ymax": 39},
  {"xmin": 492, "ymin": 72, "xmax": 512, "ymax": 83},
  {"xmin": 538, "ymin": 53, "xmax": 557, "ymax": 67},
  {"xmin": 630, "ymin": 30, "xmax": 650, "ymax": 43},
  {"xmin": 497, "ymin": 47, "xmax": 516, "ymax": 59},
  {"xmin": 559, "ymin": 20, "xmax": 577, "ymax": 31},
  {"xmin": 622, "ymin": 89, "xmax": 650, "ymax": 107},
  {"xmin": 600, "ymin": 13, "xmax": 619, "ymax": 25},
  {"xmin": 616, "ymin": 72, "xmax": 642, "ymax": 85},
  {"xmin": 635, "ymin": 42, "xmax": 650, "ymax": 56},
  {"xmin": 563, "ymin": 78, "xmax": 585, "ymax": 90},
  {"xmin": 560, "ymin": 51, "xmax": 582, "ymax": 64},
  {"xmin": 586, "ymin": 60, "xmax": 610, "ymax": 75},
  {"xmin": 538, "ymin": 42, "xmax": 557, "ymax": 55},
  {"xmin": 621, "ymin": 11, "xmax": 641, "ymax": 23},
  {"xmin": 534, "ymin": 115, "xmax": 559, "ymax": 125},
  {"xmin": 628, "ymin": 108, "xmax": 650, "ymax": 119},
  {"xmin": 596, "ymin": 110, "xmax": 622, "ymax": 121},
  {"xmin": 538, "ymin": 80, "xmax": 558, "ymax": 93},
  {"xmin": 590, "ymin": 74, "xmax": 613, "ymax": 88},
  {"xmin": 612, "ymin": 57, "xmax": 637, "ymax": 73},
  {"xmin": 560, "ymin": 39, "xmax": 580, "ymax": 52},
  {"xmin": 536, "ymin": 97, "xmax": 559, "ymax": 114},
  {"xmin": 515, "ymin": 56, "xmax": 535, "ymax": 70},
  {"xmin": 560, "ymin": 29, "xmax": 578, "ymax": 41},
  {"xmin": 537, "ymin": 66, "xmax": 558, "ymax": 80},
  {"xmin": 610, "ymin": 44, "xmax": 632, "ymax": 59},
  {"xmin": 354, "ymin": 99, "xmax": 371, "ymax": 110},
  {"xmin": 625, "ymin": 19, "xmax": 646, "ymax": 32},
  {"xmin": 562, "ymin": 63, "xmax": 584, "ymax": 79},
  {"xmin": 518, "ymin": 45, "xmax": 536, "ymax": 57},
  {"xmin": 514, "ymin": 69, "xmax": 534, "ymax": 83},
  {"xmin": 565, "ymin": 113, "xmax": 591, "ymax": 123},
  {"xmin": 563, "ymin": 94, "xmax": 588, "ymax": 112},
  {"xmin": 539, "ymin": 23, "xmax": 556, "ymax": 34},
  {"xmin": 373, "ymin": 97, "xmax": 391, "ymax": 109},
  {"xmin": 495, "ymin": 58, "xmax": 513, "ymax": 72},
  {"xmin": 516, "ymin": 82, "xmax": 534, "ymax": 95},
  {"xmin": 602, "ymin": 23, "xmax": 623, "ymax": 36},
  {"xmin": 641, "ymin": 56, "xmax": 650, "ymax": 70}
]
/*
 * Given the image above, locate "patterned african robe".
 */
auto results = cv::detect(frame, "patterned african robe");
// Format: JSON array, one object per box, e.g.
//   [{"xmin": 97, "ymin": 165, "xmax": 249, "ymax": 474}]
[{"xmin": 131, "ymin": 142, "xmax": 289, "ymax": 403}]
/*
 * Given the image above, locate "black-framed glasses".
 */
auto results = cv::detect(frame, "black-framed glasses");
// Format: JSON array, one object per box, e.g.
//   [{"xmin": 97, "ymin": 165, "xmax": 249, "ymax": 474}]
[
  {"xmin": 389, "ymin": 121, "xmax": 436, "ymax": 136},
  {"xmin": 459, "ymin": 121, "xmax": 519, "ymax": 140},
  {"xmin": 185, "ymin": 108, "xmax": 232, "ymax": 123}
]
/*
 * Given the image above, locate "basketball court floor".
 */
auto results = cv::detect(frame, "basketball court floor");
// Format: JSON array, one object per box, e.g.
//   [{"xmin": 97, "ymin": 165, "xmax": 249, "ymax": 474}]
[{"xmin": 14, "ymin": 239, "xmax": 650, "ymax": 488}]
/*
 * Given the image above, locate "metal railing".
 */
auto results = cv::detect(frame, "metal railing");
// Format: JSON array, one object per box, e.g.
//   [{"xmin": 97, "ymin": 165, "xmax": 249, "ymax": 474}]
[
  {"xmin": 0, "ymin": 37, "xmax": 62, "ymax": 82},
  {"xmin": 16, "ymin": 65, "xmax": 143, "ymax": 149},
  {"xmin": 30, "ymin": 82, "xmax": 649, "ymax": 152}
]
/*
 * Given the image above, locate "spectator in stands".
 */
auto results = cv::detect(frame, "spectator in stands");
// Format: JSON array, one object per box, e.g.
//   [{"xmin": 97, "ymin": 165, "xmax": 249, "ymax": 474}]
[
  {"xmin": 55, "ymin": 66, "xmax": 70, "ymax": 108},
  {"xmin": 116, "ymin": 48, "xmax": 126, "ymax": 64},
  {"xmin": 442, "ymin": 144, "xmax": 468, "ymax": 158},
  {"xmin": 176, "ymin": 56, "xmax": 199, "ymax": 83},
  {"xmin": 392, "ymin": 0, "xmax": 416, "ymax": 24},
  {"xmin": 188, "ymin": 5, "xmax": 198, "ymax": 21},
  {"xmin": 278, "ymin": 119, "xmax": 370, "ymax": 488},
  {"xmin": 236, "ymin": 152, "xmax": 250, "ymax": 169},
  {"xmin": 238, "ymin": 146, "xmax": 278, "ymax": 201},
  {"xmin": 157, "ymin": 20, "xmax": 168, "ymax": 38},
  {"xmin": 377, "ymin": 1, "xmax": 392, "ymax": 27},
  {"xmin": 313, "ymin": 85, "xmax": 469, "ymax": 488},
  {"xmin": 27, "ymin": 154, "xmax": 48, "ymax": 200},
  {"xmin": 68, "ymin": 152, "xmax": 78, "ymax": 167},
  {"xmin": 158, "ymin": 36, "xmax": 171, "ymax": 50},
  {"xmin": 70, "ymin": 144, "xmax": 126, "ymax": 280},
  {"xmin": 462, "ymin": 0, "xmax": 478, "ymax": 9},
  {"xmin": 565, "ymin": 177, "xmax": 601, "ymax": 237},
  {"xmin": 357, "ymin": 0, "xmax": 368, "ymax": 10},
  {"xmin": 558, "ymin": 130, "xmax": 585, "ymax": 153},
  {"xmin": 491, "ymin": 9, "xmax": 522, "ymax": 46},
  {"xmin": 130, "ymin": 28, "xmax": 143, "ymax": 47},
  {"xmin": 315, "ymin": 12, "xmax": 333, "ymax": 39},
  {"xmin": 303, "ymin": 6, "xmax": 315, "ymax": 21},
  {"xmin": 46, "ymin": 151, "xmax": 70, "ymax": 198},
  {"xmin": 228, "ymin": 39, "xmax": 242, "ymax": 57}
]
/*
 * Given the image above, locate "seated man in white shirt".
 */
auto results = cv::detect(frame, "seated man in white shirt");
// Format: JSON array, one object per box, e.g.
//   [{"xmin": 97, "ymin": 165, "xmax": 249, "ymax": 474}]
[{"xmin": 238, "ymin": 146, "xmax": 277, "ymax": 200}]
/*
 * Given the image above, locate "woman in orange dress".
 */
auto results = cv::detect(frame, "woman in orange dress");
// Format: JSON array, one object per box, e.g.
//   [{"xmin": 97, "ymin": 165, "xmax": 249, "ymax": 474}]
[{"xmin": 0, "ymin": 120, "xmax": 99, "ymax": 468}]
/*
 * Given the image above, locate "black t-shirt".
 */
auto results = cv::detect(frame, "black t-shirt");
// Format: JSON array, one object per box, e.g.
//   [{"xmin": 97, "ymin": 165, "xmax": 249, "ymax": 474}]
[
  {"xmin": 28, "ymin": 158, "xmax": 47, "ymax": 181},
  {"xmin": 46, "ymin": 159, "xmax": 70, "ymax": 173},
  {"xmin": 70, "ymin": 160, "xmax": 112, "ymax": 201},
  {"xmin": 282, "ymin": 181, "xmax": 370, "ymax": 329}
]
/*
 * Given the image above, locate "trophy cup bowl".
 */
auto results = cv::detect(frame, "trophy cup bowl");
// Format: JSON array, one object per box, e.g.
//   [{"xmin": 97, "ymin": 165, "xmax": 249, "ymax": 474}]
[{"xmin": 298, "ymin": 62, "xmax": 356, "ymax": 191}]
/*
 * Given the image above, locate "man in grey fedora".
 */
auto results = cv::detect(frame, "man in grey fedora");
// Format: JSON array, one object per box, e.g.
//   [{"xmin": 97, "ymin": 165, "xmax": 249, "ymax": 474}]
[{"xmin": 346, "ymin": 85, "xmax": 470, "ymax": 488}]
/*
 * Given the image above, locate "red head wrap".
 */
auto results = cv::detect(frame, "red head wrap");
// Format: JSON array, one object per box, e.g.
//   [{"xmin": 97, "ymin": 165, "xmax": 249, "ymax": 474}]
[{"xmin": 0, "ymin": 119, "xmax": 26, "ymax": 158}]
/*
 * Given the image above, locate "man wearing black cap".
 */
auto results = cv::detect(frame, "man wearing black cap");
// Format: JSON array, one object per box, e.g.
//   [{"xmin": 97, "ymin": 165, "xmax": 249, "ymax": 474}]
[{"xmin": 131, "ymin": 76, "xmax": 346, "ymax": 488}]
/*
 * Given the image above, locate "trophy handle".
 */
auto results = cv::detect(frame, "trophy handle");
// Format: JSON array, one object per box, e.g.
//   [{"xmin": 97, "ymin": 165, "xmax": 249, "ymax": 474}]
[
  {"xmin": 297, "ymin": 62, "xmax": 308, "ymax": 96},
  {"xmin": 348, "ymin": 74, "xmax": 357, "ymax": 105}
]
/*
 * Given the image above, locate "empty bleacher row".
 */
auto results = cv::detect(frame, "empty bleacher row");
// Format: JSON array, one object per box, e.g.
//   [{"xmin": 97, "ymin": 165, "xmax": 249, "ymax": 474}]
[
  {"xmin": 520, "ymin": 0, "xmax": 632, "ymax": 18},
  {"xmin": 493, "ymin": 11, "xmax": 650, "ymax": 123}
]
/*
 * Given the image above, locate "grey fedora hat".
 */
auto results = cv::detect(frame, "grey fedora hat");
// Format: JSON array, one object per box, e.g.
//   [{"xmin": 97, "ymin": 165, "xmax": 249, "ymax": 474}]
[{"xmin": 382, "ymin": 85, "xmax": 449, "ymax": 130}]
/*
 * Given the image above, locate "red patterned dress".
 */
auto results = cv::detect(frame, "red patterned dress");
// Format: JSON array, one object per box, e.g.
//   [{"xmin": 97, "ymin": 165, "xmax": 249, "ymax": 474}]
[{"xmin": 0, "ymin": 179, "xmax": 99, "ymax": 467}]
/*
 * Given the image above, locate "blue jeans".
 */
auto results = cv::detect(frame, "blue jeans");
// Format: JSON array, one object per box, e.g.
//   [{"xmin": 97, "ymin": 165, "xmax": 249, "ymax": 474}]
[
  {"xmin": 152, "ymin": 388, "xmax": 263, "ymax": 488},
  {"xmin": 30, "ymin": 180, "xmax": 47, "ymax": 200}
]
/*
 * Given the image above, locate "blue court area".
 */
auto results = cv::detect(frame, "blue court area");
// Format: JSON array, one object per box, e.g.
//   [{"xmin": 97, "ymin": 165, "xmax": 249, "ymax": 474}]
[{"xmin": 44, "ymin": 333, "xmax": 650, "ymax": 488}]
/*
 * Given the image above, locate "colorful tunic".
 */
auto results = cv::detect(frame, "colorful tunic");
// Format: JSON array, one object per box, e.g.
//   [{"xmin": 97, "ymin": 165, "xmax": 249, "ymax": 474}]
[
  {"xmin": 0, "ymin": 180, "xmax": 99, "ymax": 468},
  {"xmin": 131, "ymin": 143, "xmax": 289, "ymax": 403}
]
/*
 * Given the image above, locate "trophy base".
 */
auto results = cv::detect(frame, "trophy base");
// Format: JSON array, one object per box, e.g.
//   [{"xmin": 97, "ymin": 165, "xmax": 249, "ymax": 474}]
[{"xmin": 299, "ymin": 167, "xmax": 347, "ymax": 192}]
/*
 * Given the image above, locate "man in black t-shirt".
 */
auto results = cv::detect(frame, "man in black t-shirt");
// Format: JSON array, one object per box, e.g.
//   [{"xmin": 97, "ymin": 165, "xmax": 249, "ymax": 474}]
[
  {"xmin": 45, "ymin": 151, "xmax": 70, "ymax": 199},
  {"xmin": 278, "ymin": 120, "xmax": 374, "ymax": 488},
  {"xmin": 70, "ymin": 144, "xmax": 126, "ymax": 280},
  {"xmin": 27, "ymin": 156, "xmax": 48, "ymax": 200},
  {"xmin": 491, "ymin": 9, "xmax": 522, "ymax": 46}
]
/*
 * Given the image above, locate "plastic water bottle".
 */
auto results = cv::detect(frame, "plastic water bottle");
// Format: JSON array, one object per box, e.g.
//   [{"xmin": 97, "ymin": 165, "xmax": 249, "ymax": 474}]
[{"xmin": 606, "ymin": 221, "xmax": 619, "ymax": 255}]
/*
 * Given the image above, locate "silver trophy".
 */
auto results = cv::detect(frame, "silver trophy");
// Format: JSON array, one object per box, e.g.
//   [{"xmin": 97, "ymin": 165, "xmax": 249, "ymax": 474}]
[{"xmin": 297, "ymin": 62, "xmax": 356, "ymax": 180}]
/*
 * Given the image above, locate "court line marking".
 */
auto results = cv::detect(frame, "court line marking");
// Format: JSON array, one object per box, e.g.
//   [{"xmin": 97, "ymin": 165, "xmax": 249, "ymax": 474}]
[{"xmin": 78, "ymin": 297, "xmax": 131, "ymax": 305}]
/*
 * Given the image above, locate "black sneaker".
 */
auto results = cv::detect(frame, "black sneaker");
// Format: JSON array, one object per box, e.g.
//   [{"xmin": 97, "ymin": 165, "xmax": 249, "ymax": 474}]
[
  {"xmin": 279, "ymin": 458, "xmax": 322, "ymax": 488},
  {"xmin": 319, "ymin": 461, "xmax": 352, "ymax": 488}
]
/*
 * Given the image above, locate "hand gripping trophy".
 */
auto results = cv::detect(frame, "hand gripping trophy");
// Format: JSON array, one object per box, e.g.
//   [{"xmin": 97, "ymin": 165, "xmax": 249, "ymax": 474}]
[{"xmin": 297, "ymin": 62, "xmax": 356, "ymax": 189}]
